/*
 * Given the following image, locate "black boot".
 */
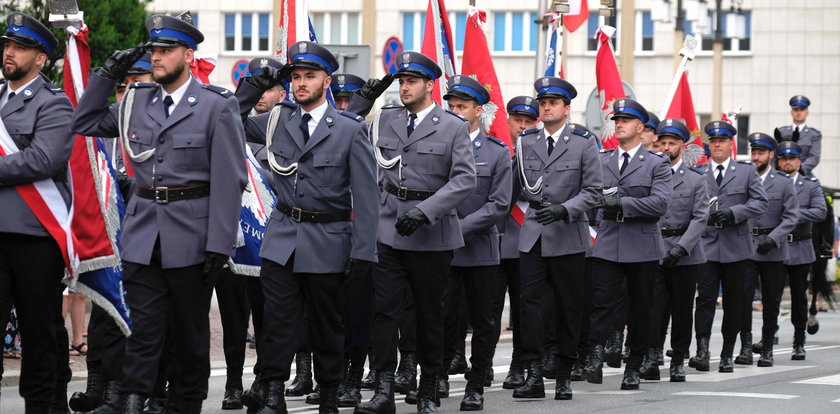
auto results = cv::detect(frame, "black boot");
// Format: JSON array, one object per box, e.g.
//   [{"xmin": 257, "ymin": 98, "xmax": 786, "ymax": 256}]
[
  {"xmin": 735, "ymin": 332, "xmax": 753, "ymax": 365},
  {"xmin": 604, "ymin": 331, "xmax": 623, "ymax": 368},
  {"xmin": 180, "ymin": 399, "xmax": 203, "ymax": 414},
  {"xmin": 319, "ymin": 386, "xmax": 339, "ymax": 414},
  {"xmin": 758, "ymin": 335, "xmax": 774, "ymax": 367},
  {"xmin": 305, "ymin": 384, "xmax": 321, "ymax": 405},
  {"xmin": 436, "ymin": 377, "xmax": 449, "ymax": 398},
  {"xmin": 243, "ymin": 375, "xmax": 268, "ymax": 414},
  {"xmin": 688, "ymin": 337, "xmax": 710, "ymax": 372},
  {"xmin": 622, "ymin": 334, "xmax": 632, "ymax": 363},
  {"xmin": 581, "ymin": 344, "xmax": 604, "ymax": 384},
  {"xmin": 49, "ymin": 381, "xmax": 69, "ymax": 414},
  {"xmin": 554, "ymin": 361, "xmax": 572, "ymax": 401},
  {"xmin": 460, "ymin": 369, "xmax": 484, "ymax": 411},
  {"xmin": 339, "ymin": 362, "xmax": 365, "ymax": 407},
  {"xmin": 512, "ymin": 360, "xmax": 544, "ymax": 399},
  {"xmin": 361, "ymin": 370, "xmax": 377, "ymax": 390},
  {"xmin": 69, "ymin": 363, "xmax": 104, "ymax": 412},
  {"xmin": 570, "ymin": 360, "xmax": 585, "ymax": 382},
  {"xmin": 222, "ymin": 388, "xmax": 244, "ymax": 410},
  {"xmin": 718, "ymin": 342, "xmax": 735, "ymax": 373},
  {"xmin": 122, "ymin": 394, "xmax": 144, "ymax": 414},
  {"xmin": 792, "ymin": 331, "xmax": 806, "ymax": 360},
  {"xmin": 502, "ymin": 351, "xmax": 525, "ymax": 389},
  {"xmin": 484, "ymin": 367, "xmax": 493, "ymax": 387},
  {"xmin": 656, "ymin": 348, "xmax": 664, "ymax": 366},
  {"xmin": 354, "ymin": 372, "xmax": 396, "ymax": 414},
  {"xmin": 621, "ymin": 355, "xmax": 642, "ymax": 390},
  {"xmin": 258, "ymin": 381, "xmax": 288, "ymax": 414},
  {"xmin": 286, "ymin": 352, "xmax": 314, "ymax": 396},
  {"xmin": 669, "ymin": 352, "xmax": 686, "ymax": 382},
  {"xmin": 639, "ymin": 348, "xmax": 661, "ymax": 381},
  {"xmin": 81, "ymin": 381, "xmax": 121, "ymax": 414},
  {"xmin": 541, "ymin": 347, "xmax": 558, "ymax": 379},
  {"xmin": 449, "ymin": 351, "xmax": 470, "ymax": 375},
  {"xmin": 394, "ymin": 352, "xmax": 417, "ymax": 395},
  {"xmin": 416, "ymin": 375, "xmax": 440, "ymax": 413},
  {"xmin": 143, "ymin": 396, "xmax": 166, "ymax": 414}
]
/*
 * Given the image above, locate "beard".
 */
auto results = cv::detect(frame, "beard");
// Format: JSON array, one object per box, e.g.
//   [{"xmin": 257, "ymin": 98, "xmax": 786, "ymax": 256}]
[
  {"xmin": 667, "ymin": 150, "xmax": 680, "ymax": 161},
  {"xmin": 153, "ymin": 61, "xmax": 187, "ymax": 86},
  {"xmin": 2, "ymin": 58, "xmax": 33, "ymax": 81},
  {"xmin": 295, "ymin": 83, "xmax": 325, "ymax": 106}
]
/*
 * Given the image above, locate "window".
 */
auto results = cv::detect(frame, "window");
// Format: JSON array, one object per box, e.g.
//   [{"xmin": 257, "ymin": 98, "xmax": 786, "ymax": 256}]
[
  {"xmin": 736, "ymin": 115, "xmax": 750, "ymax": 156},
  {"xmin": 684, "ymin": 10, "xmax": 751, "ymax": 51},
  {"xmin": 223, "ymin": 13, "xmax": 271, "ymax": 52},
  {"xmin": 587, "ymin": 13, "xmax": 619, "ymax": 51},
  {"xmin": 311, "ymin": 12, "xmax": 362, "ymax": 44},
  {"xmin": 224, "ymin": 14, "xmax": 235, "ymax": 51},
  {"xmin": 638, "ymin": 11, "xmax": 654, "ymax": 51},
  {"xmin": 401, "ymin": 11, "xmax": 467, "ymax": 52},
  {"xmin": 493, "ymin": 11, "xmax": 538, "ymax": 52}
]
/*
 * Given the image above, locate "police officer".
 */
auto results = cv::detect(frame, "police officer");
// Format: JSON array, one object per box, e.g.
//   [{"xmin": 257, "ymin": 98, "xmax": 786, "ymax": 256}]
[
  {"xmin": 105, "ymin": 52, "xmax": 154, "ymax": 175},
  {"xmin": 586, "ymin": 98, "xmax": 671, "ymax": 390},
  {"xmin": 440, "ymin": 75, "xmax": 512, "ymax": 410},
  {"xmin": 734, "ymin": 134, "xmax": 798, "ymax": 367},
  {"xmin": 641, "ymin": 112, "xmax": 660, "ymax": 150},
  {"xmin": 345, "ymin": 74, "xmax": 395, "ymax": 117},
  {"xmin": 689, "ymin": 121, "xmax": 767, "ymax": 374},
  {"xmin": 496, "ymin": 96, "xmax": 539, "ymax": 390},
  {"xmin": 331, "ymin": 73, "xmax": 365, "ymax": 111},
  {"xmin": 356, "ymin": 51, "xmax": 476, "ymax": 414},
  {"xmin": 776, "ymin": 141, "xmax": 827, "ymax": 362},
  {"xmin": 0, "ymin": 12, "xmax": 74, "ymax": 413},
  {"xmin": 512, "ymin": 77, "xmax": 602, "ymax": 400},
  {"xmin": 638, "ymin": 119, "xmax": 709, "ymax": 383},
  {"xmin": 72, "ymin": 14, "xmax": 247, "ymax": 413},
  {"xmin": 776, "ymin": 96, "xmax": 820, "ymax": 175}
]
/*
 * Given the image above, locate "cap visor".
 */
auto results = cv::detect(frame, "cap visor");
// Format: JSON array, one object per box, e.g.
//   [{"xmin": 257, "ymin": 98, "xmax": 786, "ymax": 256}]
[
  {"xmin": 394, "ymin": 70, "xmax": 433, "ymax": 80},
  {"xmin": 509, "ymin": 110, "xmax": 538, "ymax": 120},
  {"xmin": 1, "ymin": 34, "xmax": 44, "ymax": 50},
  {"xmin": 610, "ymin": 113, "xmax": 638, "ymax": 121},
  {"xmin": 443, "ymin": 90, "xmax": 477, "ymax": 103}
]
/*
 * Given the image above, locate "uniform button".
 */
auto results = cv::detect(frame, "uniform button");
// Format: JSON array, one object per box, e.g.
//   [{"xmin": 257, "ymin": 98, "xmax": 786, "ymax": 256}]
[
  {"xmin": 157, "ymin": 177, "xmax": 164, "ymax": 182},
  {"xmin": 298, "ymin": 193, "xmax": 304, "ymax": 197},
  {"xmin": 159, "ymin": 138, "xmax": 164, "ymax": 144},
  {"xmin": 403, "ymin": 148, "xmax": 409, "ymax": 152},
  {"xmin": 157, "ymin": 157, "xmax": 163, "ymax": 163},
  {"xmin": 187, "ymin": 140, "xmax": 192, "ymax": 145},
  {"xmin": 545, "ymin": 169, "xmax": 549, "ymax": 172},
  {"xmin": 545, "ymin": 184, "xmax": 549, "ymax": 187},
  {"xmin": 401, "ymin": 177, "xmax": 407, "ymax": 181},
  {"xmin": 402, "ymin": 162, "xmax": 407, "ymax": 167}
]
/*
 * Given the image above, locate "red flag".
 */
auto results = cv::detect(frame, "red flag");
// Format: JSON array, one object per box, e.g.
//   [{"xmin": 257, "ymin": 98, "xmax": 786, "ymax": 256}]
[
  {"xmin": 190, "ymin": 56, "xmax": 217, "ymax": 84},
  {"xmin": 594, "ymin": 26, "xmax": 624, "ymax": 149},
  {"xmin": 664, "ymin": 72, "xmax": 707, "ymax": 165},
  {"xmin": 421, "ymin": 0, "xmax": 458, "ymax": 105},
  {"xmin": 276, "ymin": 0, "xmax": 311, "ymax": 62},
  {"xmin": 563, "ymin": 0, "xmax": 589, "ymax": 33},
  {"xmin": 460, "ymin": 7, "xmax": 511, "ymax": 153},
  {"xmin": 720, "ymin": 112, "xmax": 737, "ymax": 160}
]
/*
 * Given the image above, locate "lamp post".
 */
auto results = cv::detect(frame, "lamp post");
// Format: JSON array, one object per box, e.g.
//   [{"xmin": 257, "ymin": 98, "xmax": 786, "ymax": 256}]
[{"xmin": 711, "ymin": 0, "xmax": 723, "ymax": 120}]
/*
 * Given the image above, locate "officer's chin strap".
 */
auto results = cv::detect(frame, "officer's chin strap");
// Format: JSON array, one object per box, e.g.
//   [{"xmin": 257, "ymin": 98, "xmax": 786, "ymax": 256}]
[
  {"xmin": 264, "ymin": 105, "xmax": 298, "ymax": 176},
  {"xmin": 370, "ymin": 108, "xmax": 403, "ymax": 181},
  {"xmin": 515, "ymin": 136, "xmax": 543, "ymax": 194},
  {"xmin": 119, "ymin": 88, "xmax": 155, "ymax": 163}
]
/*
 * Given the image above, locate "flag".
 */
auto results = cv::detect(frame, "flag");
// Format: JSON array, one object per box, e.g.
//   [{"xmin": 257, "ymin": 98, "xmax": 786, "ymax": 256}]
[
  {"xmin": 663, "ymin": 72, "xmax": 707, "ymax": 166},
  {"xmin": 563, "ymin": 0, "xmax": 589, "ymax": 33},
  {"xmin": 190, "ymin": 54, "xmax": 217, "ymax": 84},
  {"xmin": 460, "ymin": 7, "xmax": 511, "ymax": 151},
  {"xmin": 231, "ymin": 151, "xmax": 278, "ymax": 277},
  {"xmin": 421, "ymin": 0, "xmax": 458, "ymax": 105},
  {"xmin": 276, "ymin": 0, "xmax": 335, "ymax": 107},
  {"xmin": 544, "ymin": 14, "xmax": 564, "ymax": 79},
  {"xmin": 721, "ymin": 111, "xmax": 738, "ymax": 160},
  {"xmin": 594, "ymin": 26, "xmax": 624, "ymax": 149}
]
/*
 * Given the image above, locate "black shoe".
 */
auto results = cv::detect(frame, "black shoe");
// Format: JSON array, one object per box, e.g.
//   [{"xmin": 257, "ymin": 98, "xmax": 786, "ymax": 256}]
[
  {"xmin": 222, "ymin": 388, "xmax": 244, "ymax": 410},
  {"xmin": 416, "ymin": 375, "xmax": 440, "ymax": 414},
  {"xmin": 620, "ymin": 370, "xmax": 640, "ymax": 390},
  {"xmin": 582, "ymin": 344, "xmax": 604, "ymax": 384},
  {"xmin": 361, "ymin": 370, "xmax": 377, "ymax": 390},
  {"xmin": 355, "ymin": 372, "xmax": 396, "ymax": 414},
  {"xmin": 69, "ymin": 364, "xmax": 104, "ymax": 412},
  {"xmin": 48, "ymin": 381, "xmax": 69, "ymax": 414},
  {"xmin": 735, "ymin": 332, "xmax": 753, "ymax": 365},
  {"xmin": 318, "ymin": 387, "xmax": 338, "ymax": 414},
  {"xmin": 718, "ymin": 355, "xmax": 734, "ymax": 373},
  {"xmin": 807, "ymin": 314, "xmax": 820, "ymax": 335},
  {"xmin": 604, "ymin": 330, "xmax": 623, "ymax": 368},
  {"xmin": 656, "ymin": 348, "xmax": 665, "ymax": 366},
  {"xmin": 286, "ymin": 352, "xmax": 314, "ymax": 396},
  {"xmin": 123, "ymin": 394, "xmax": 145, "ymax": 414},
  {"xmin": 570, "ymin": 361, "xmax": 585, "ymax": 381},
  {"xmin": 394, "ymin": 353, "xmax": 418, "ymax": 395},
  {"xmin": 554, "ymin": 380, "xmax": 572, "ymax": 400},
  {"xmin": 243, "ymin": 376, "xmax": 268, "ymax": 414},
  {"xmin": 259, "ymin": 381, "xmax": 288, "ymax": 414},
  {"xmin": 436, "ymin": 377, "xmax": 449, "ymax": 398},
  {"xmin": 305, "ymin": 385, "xmax": 321, "ymax": 405},
  {"xmin": 665, "ymin": 349, "xmax": 673, "ymax": 358},
  {"xmin": 688, "ymin": 337, "xmax": 710, "ymax": 372},
  {"xmin": 758, "ymin": 338, "xmax": 774, "ymax": 367},
  {"xmin": 669, "ymin": 364, "xmax": 686, "ymax": 382},
  {"xmin": 639, "ymin": 348, "xmax": 661, "ymax": 381},
  {"xmin": 143, "ymin": 397, "xmax": 166, "ymax": 414},
  {"xmin": 82, "ymin": 381, "xmax": 121, "ymax": 414},
  {"xmin": 512, "ymin": 360, "xmax": 545, "ymax": 399},
  {"xmin": 404, "ymin": 390, "xmax": 418, "ymax": 405},
  {"xmin": 449, "ymin": 351, "xmax": 470, "ymax": 375},
  {"xmin": 460, "ymin": 370, "xmax": 484, "ymax": 411},
  {"xmin": 541, "ymin": 348, "xmax": 558, "ymax": 379},
  {"xmin": 502, "ymin": 353, "xmax": 525, "ymax": 389},
  {"xmin": 338, "ymin": 362, "xmax": 365, "ymax": 407}
]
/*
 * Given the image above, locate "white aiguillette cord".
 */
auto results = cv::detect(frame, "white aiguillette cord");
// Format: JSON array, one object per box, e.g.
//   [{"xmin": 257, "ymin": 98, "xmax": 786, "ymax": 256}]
[
  {"xmin": 264, "ymin": 104, "xmax": 298, "ymax": 176},
  {"xmin": 119, "ymin": 88, "xmax": 155, "ymax": 163},
  {"xmin": 369, "ymin": 109, "xmax": 403, "ymax": 181},
  {"xmin": 516, "ymin": 135, "xmax": 543, "ymax": 195}
]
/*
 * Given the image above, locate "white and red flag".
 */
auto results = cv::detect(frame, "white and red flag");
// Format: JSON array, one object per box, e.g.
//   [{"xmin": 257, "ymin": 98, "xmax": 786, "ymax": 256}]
[
  {"xmin": 421, "ymin": 0, "xmax": 458, "ymax": 106},
  {"xmin": 563, "ymin": 0, "xmax": 590, "ymax": 33},
  {"xmin": 663, "ymin": 72, "xmax": 707, "ymax": 165},
  {"xmin": 594, "ymin": 25, "xmax": 624, "ymax": 149}
]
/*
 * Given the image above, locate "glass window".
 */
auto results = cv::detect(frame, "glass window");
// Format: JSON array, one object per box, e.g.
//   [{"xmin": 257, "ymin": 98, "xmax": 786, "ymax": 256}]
[
  {"xmin": 242, "ymin": 14, "xmax": 253, "ymax": 51},
  {"xmin": 224, "ymin": 13, "xmax": 235, "ymax": 51},
  {"xmin": 529, "ymin": 14, "xmax": 538, "ymax": 51},
  {"xmin": 511, "ymin": 12, "xmax": 523, "ymax": 51},
  {"xmin": 313, "ymin": 13, "xmax": 325, "ymax": 43},
  {"xmin": 641, "ymin": 11, "xmax": 653, "ymax": 51},
  {"xmin": 587, "ymin": 13, "xmax": 600, "ymax": 51},
  {"xmin": 455, "ymin": 12, "xmax": 466, "ymax": 51},
  {"xmin": 493, "ymin": 12, "xmax": 506, "ymax": 51},
  {"xmin": 347, "ymin": 13, "xmax": 360, "ymax": 44},
  {"xmin": 330, "ymin": 13, "xmax": 342, "ymax": 43},
  {"xmin": 259, "ymin": 14, "xmax": 269, "ymax": 51},
  {"xmin": 402, "ymin": 13, "xmax": 415, "ymax": 51}
]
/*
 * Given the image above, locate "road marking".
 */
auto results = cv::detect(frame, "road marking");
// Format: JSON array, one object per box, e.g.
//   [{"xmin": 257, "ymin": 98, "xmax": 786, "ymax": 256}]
[
  {"xmin": 684, "ymin": 365, "xmax": 814, "ymax": 382},
  {"xmin": 832, "ymin": 398, "xmax": 840, "ymax": 403},
  {"xmin": 673, "ymin": 391, "xmax": 799, "ymax": 400},
  {"xmin": 793, "ymin": 374, "xmax": 840, "ymax": 386}
]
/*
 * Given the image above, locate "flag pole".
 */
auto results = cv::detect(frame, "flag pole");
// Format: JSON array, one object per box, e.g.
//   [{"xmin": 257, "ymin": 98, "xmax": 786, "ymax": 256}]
[
  {"xmin": 560, "ymin": 23, "xmax": 568, "ymax": 78},
  {"xmin": 659, "ymin": 34, "xmax": 699, "ymax": 117}
]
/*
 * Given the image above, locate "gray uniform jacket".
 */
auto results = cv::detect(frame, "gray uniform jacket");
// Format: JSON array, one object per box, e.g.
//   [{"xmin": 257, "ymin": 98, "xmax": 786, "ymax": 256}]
[
  {"xmin": 778, "ymin": 125, "xmax": 821, "ymax": 175},
  {"xmin": 500, "ymin": 209, "xmax": 522, "ymax": 260},
  {"xmin": 749, "ymin": 169, "xmax": 799, "ymax": 262},
  {"xmin": 72, "ymin": 73, "xmax": 247, "ymax": 269},
  {"xmin": 374, "ymin": 105, "xmax": 476, "ymax": 251},
  {"xmin": 785, "ymin": 174, "xmax": 827, "ymax": 266},
  {"xmin": 0, "ymin": 76, "xmax": 74, "ymax": 237},
  {"xmin": 591, "ymin": 148, "xmax": 672, "ymax": 263},
  {"xmin": 699, "ymin": 160, "xmax": 768, "ymax": 263},
  {"xmin": 516, "ymin": 125, "xmax": 602, "ymax": 257},
  {"xmin": 451, "ymin": 132, "xmax": 512, "ymax": 267},
  {"xmin": 658, "ymin": 164, "xmax": 709, "ymax": 266}
]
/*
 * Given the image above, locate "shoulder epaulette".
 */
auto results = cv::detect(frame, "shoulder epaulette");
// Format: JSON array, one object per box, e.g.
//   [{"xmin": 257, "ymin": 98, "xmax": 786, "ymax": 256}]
[
  {"xmin": 737, "ymin": 160, "xmax": 753, "ymax": 164},
  {"xmin": 648, "ymin": 150, "xmax": 665, "ymax": 158},
  {"xmin": 279, "ymin": 100, "xmax": 298, "ymax": 109},
  {"xmin": 340, "ymin": 111, "xmax": 365, "ymax": 122},
  {"xmin": 520, "ymin": 128, "xmax": 539, "ymax": 137},
  {"xmin": 446, "ymin": 109, "xmax": 467, "ymax": 121},
  {"xmin": 775, "ymin": 171, "xmax": 790, "ymax": 177},
  {"xmin": 807, "ymin": 175, "xmax": 819, "ymax": 182},
  {"xmin": 571, "ymin": 125, "xmax": 592, "ymax": 139},
  {"xmin": 689, "ymin": 166, "xmax": 705, "ymax": 175},
  {"xmin": 486, "ymin": 136, "xmax": 506, "ymax": 147},
  {"xmin": 41, "ymin": 82, "xmax": 64, "ymax": 94},
  {"xmin": 600, "ymin": 148, "xmax": 615, "ymax": 154},
  {"xmin": 809, "ymin": 127, "xmax": 821, "ymax": 134},
  {"xmin": 201, "ymin": 84, "xmax": 233, "ymax": 98},
  {"xmin": 129, "ymin": 82, "xmax": 157, "ymax": 89},
  {"xmin": 695, "ymin": 163, "xmax": 708, "ymax": 169},
  {"xmin": 381, "ymin": 105, "xmax": 402, "ymax": 110}
]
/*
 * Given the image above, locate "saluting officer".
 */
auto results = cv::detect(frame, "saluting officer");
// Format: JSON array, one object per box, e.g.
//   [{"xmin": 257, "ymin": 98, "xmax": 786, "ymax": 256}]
[
  {"xmin": 689, "ymin": 121, "xmax": 767, "ymax": 375},
  {"xmin": 776, "ymin": 141, "xmax": 827, "ymax": 362},
  {"xmin": 638, "ymin": 119, "xmax": 709, "ymax": 383},
  {"xmin": 331, "ymin": 73, "xmax": 366, "ymax": 111},
  {"xmin": 239, "ymin": 57, "xmax": 287, "ymax": 171},
  {"xmin": 735, "ymin": 134, "xmax": 798, "ymax": 367},
  {"xmin": 640, "ymin": 113, "xmax": 660, "ymax": 150},
  {"xmin": 512, "ymin": 77, "xmax": 602, "ymax": 400},
  {"xmin": 72, "ymin": 14, "xmax": 247, "ymax": 413},
  {"xmin": 776, "ymin": 96, "xmax": 821, "ymax": 175},
  {"xmin": 356, "ymin": 51, "xmax": 476, "ymax": 414}
]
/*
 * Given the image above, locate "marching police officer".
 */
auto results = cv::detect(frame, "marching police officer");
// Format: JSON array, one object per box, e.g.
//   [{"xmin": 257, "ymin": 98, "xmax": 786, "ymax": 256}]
[
  {"xmin": 641, "ymin": 112, "xmax": 660, "ymax": 150},
  {"xmin": 356, "ymin": 51, "xmax": 476, "ymax": 414},
  {"xmin": 689, "ymin": 121, "xmax": 767, "ymax": 374},
  {"xmin": 72, "ymin": 14, "xmax": 247, "ymax": 413},
  {"xmin": 440, "ymin": 75, "xmax": 512, "ymax": 410},
  {"xmin": 735, "ymin": 134, "xmax": 798, "ymax": 367},
  {"xmin": 776, "ymin": 96, "xmax": 821, "ymax": 175},
  {"xmin": 512, "ymin": 77, "xmax": 602, "ymax": 400},
  {"xmin": 0, "ymin": 12, "xmax": 74, "ymax": 413},
  {"xmin": 331, "ymin": 73, "xmax": 365, "ymax": 111},
  {"xmin": 776, "ymin": 141, "xmax": 827, "ymax": 362},
  {"xmin": 587, "ymin": 98, "xmax": 671, "ymax": 390},
  {"xmin": 639, "ymin": 119, "xmax": 709, "ymax": 383}
]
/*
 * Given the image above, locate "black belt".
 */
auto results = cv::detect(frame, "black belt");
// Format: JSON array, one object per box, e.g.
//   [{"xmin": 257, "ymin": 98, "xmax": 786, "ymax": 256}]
[
  {"xmin": 385, "ymin": 182, "xmax": 436, "ymax": 201},
  {"xmin": 787, "ymin": 232, "xmax": 812, "ymax": 243},
  {"xmin": 135, "ymin": 185, "xmax": 210, "ymax": 204},
  {"xmin": 528, "ymin": 200, "xmax": 553, "ymax": 210},
  {"xmin": 661, "ymin": 227, "xmax": 688, "ymax": 237},
  {"xmin": 752, "ymin": 226, "xmax": 776, "ymax": 236},
  {"xmin": 276, "ymin": 202, "xmax": 352, "ymax": 223},
  {"xmin": 602, "ymin": 212, "xmax": 659, "ymax": 223}
]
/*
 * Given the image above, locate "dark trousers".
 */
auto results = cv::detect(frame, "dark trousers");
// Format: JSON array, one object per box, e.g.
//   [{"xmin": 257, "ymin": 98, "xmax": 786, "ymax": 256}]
[
  {"xmin": 86, "ymin": 303, "xmax": 126, "ymax": 382},
  {"xmin": 343, "ymin": 261, "xmax": 374, "ymax": 364},
  {"xmin": 120, "ymin": 243, "xmax": 214, "ymax": 402},
  {"xmin": 398, "ymin": 288, "xmax": 417, "ymax": 355},
  {"xmin": 491, "ymin": 258, "xmax": 521, "ymax": 355},
  {"xmin": 444, "ymin": 266, "xmax": 496, "ymax": 373},
  {"xmin": 650, "ymin": 265, "xmax": 698, "ymax": 356},
  {"xmin": 542, "ymin": 281, "xmax": 558, "ymax": 351},
  {"xmin": 216, "ymin": 268, "xmax": 250, "ymax": 390},
  {"xmin": 0, "ymin": 233, "xmax": 66, "ymax": 411},
  {"xmin": 245, "ymin": 275, "xmax": 265, "ymax": 376},
  {"xmin": 786, "ymin": 263, "xmax": 812, "ymax": 332},
  {"xmin": 576, "ymin": 258, "xmax": 594, "ymax": 354},
  {"xmin": 370, "ymin": 243, "xmax": 452, "ymax": 376},
  {"xmin": 589, "ymin": 259, "xmax": 656, "ymax": 358},
  {"xmin": 519, "ymin": 241, "xmax": 586, "ymax": 362},
  {"xmin": 695, "ymin": 260, "xmax": 749, "ymax": 344},
  {"xmin": 743, "ymin": 261, "xmax": 786, "ymax": 338},
  {"xmin": 443, "ymin": 275, "xmax": 468, "ymax": 362}
]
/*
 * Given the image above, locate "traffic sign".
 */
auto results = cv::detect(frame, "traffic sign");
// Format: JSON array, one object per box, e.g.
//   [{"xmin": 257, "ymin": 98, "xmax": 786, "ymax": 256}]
[
  {"xmin": 231, "ymin": 59, "xmax": 250, "ymax": 87},
  {"xmin": 382, "ymin": 37, "xmax": 404, "ymax": 75}
]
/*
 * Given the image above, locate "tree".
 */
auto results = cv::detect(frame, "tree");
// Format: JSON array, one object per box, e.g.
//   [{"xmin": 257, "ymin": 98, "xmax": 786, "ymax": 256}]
[{"xmin": 1, "ymin": 0, "xmax": 149, "ymax": 84}]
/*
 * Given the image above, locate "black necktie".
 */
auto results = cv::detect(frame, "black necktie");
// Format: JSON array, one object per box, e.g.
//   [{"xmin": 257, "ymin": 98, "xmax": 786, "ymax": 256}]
[
  {"xmin": 407, "ymin": 113, "xmax": 418, "ymax": 136},
  {"xmin": 716, "ymin": 165, "xmax": 724, "ymax": 185},
  {"xmin": 300, "ymin": 113, "xmax": 312, "ymax": 143},
  {"xmin": 619, "ymin": 152, "xmax": 630, "ymax": 175},
  {"xmin": 547, "ymin": 136, "xmax": 555, "ymax": 155},
  {"xmin": 793, "ymin": 126, "xmax": 800, "ymax": 142},
  {"xmin": 163, "ymin": 95, "xmax": 174, "ymax": 118}
]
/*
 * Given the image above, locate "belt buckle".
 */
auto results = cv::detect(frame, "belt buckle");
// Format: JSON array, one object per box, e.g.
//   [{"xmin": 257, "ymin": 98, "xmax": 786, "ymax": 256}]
[
  {"xmin": 752, "ymin": 228, "xmax": 759, "ymax": 236},
  {"xmin": 615, "ymin": 212, "xmax": 624, "ymax": 223},
  {"xmin": 154, "ymin": 187, "xmax": 169, "ymax": 204},
  {"xmin": 290, "ymin": 207, "xmax": 302, "ymax": 222},
  {"xmin": 397, "ymin": 187, "xmax": 408, "ymax": 201},
  {"xmin": 787, "ymin": 233, "xmax": 794, "ymax": 243},
  {"xmin": 715, "ymin": 221, "xmax": 723, "ymax": 229}
]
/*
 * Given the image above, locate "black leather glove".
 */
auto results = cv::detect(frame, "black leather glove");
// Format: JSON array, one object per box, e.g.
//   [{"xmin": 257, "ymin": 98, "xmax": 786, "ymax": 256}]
[
  {"xmin": 756, "ymin": 238, "xmax": 777, "ymax": 255},
  {"xmin": 115, "ymin": 172, "xmax": 135, "ymax": 201},
  {"xmin": 709, "ymin": 208, "xmax": 735, "ymax": 228},
  {"xmin": 395, "ymin": 207, "xmax": 429, "ymax": 236},
  {"xmin": 95, "ymin": 46, "xmax": 147, "ymax": 81},
  {"xmin": 662, "ymin": 245, "xmax": 689, "ymax": 267},
  {"xmin": 596, "ymin": 193, "xmax": 622, "ymax": 212},
  {"xmin": 245, "ymin": 66, "xmax": 282, "ymax": 91},
  {"xmin": 535, "ymin": 204, "xmax": 568, "ymax": 225},
  {"xmin": 358, "ymin": 74, "xmax": 394, "ymax": 101},
  {"xmin": 202, "ymin": 252, "xmax": 229, "ymax": 285}
]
